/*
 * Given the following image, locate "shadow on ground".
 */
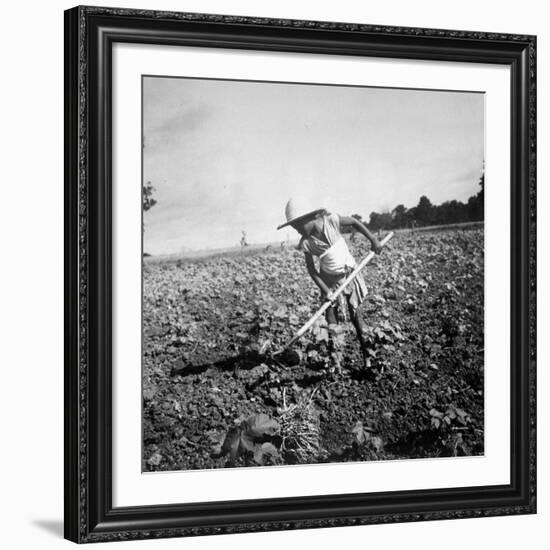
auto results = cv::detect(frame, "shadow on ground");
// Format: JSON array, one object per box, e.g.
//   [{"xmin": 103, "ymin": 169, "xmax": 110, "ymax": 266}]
[{"xmin": 32, "ymin": 519, "xmax": 63, "ymax": 538}]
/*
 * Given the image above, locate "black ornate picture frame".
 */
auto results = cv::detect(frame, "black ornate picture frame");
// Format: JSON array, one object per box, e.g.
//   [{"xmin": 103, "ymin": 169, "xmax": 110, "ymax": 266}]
[{"xmin": 64, "ymin": 5, "xmax": 536, "ymax": 543}]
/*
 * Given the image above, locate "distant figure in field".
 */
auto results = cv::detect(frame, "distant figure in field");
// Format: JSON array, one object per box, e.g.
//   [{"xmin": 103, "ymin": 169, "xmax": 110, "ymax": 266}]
[{"xmin": 240, "ymin": 231, "xmax": 248, "ymax": 248}]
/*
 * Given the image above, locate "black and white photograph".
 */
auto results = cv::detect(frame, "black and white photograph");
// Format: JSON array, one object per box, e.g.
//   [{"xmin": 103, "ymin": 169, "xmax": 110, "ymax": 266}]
[
  {"xmin": 57, "ymin": 2, "xmax": 539, "ymax": 545},
  {"xmin": 142, "ymin": 76, "xmax": 485, "ymax": 472},
  {"xmin": 1, "ymin": 0, "xmax": 545, "ymax": 546}
]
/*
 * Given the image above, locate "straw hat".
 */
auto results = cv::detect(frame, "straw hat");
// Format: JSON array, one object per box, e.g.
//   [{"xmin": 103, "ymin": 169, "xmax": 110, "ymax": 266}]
[{"xmin": 277, "ymin": 197, "xmax": 326, "ymax": 230}]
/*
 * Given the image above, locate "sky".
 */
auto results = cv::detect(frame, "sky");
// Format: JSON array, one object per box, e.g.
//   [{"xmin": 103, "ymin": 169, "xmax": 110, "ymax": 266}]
[{"xmin": 143, "ymin": 76, "xmax": 484, "ymax": 255}]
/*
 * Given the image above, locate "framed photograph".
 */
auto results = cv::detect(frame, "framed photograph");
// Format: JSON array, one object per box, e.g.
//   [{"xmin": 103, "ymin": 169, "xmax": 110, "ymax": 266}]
[{"xmin": 64, "ymin": 5, "xmax": 537, "ymax": 543}]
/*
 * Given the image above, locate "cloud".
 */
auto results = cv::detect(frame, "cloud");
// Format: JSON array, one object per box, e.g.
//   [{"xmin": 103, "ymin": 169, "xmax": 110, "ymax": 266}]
[
  {"xmin": 153, "ymin": 103, "xmax": 210, "ymax": 135},
  {"xmin": 144, "ymin": 103, "xmax": 212, "ymax": 152}
]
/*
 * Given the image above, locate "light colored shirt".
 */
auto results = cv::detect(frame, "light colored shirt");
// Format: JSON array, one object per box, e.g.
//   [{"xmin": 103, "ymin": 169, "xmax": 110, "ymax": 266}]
[{"xmin": 299, "ymin": 213, "xmax": 357, "ymax": 277}]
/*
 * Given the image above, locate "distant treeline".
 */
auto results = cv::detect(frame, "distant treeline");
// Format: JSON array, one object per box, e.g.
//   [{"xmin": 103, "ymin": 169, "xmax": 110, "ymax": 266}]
[{"xmin": 356, "ymin": 172, "xmax": 484, "ymax": 231}]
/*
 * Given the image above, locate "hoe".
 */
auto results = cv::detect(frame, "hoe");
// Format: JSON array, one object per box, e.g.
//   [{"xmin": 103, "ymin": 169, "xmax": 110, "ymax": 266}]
[
  {"xmin": 171, "ymin": 232, "xmax": 393, "ymax": 376},
  {"xmin": 272, "ymin": 231, "xmax": 394, "ymax": 364}
]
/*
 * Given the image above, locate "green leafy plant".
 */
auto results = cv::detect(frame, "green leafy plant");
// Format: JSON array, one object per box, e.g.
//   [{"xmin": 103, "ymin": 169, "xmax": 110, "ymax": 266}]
[
  {"xmin": 218, "ymin": 413, "xmax": 280, "ymax": 466},
  {"xmin": 351, "ymin": 420, "xmax": 384, "ymax": 453},
  {"xmin": 429, "ymin": 406, "xmax": 470, "ymax": 430},
  {"xmin": 351, "ymin": 420, "xmax": 384, "ymax": 452},
  {"xmin": 428, "ymin": 406, "xmax": 472, "ymax": 456},
  {"xmin": 143, "ymin": 228, "xmax": 484, "ymax": 470}
]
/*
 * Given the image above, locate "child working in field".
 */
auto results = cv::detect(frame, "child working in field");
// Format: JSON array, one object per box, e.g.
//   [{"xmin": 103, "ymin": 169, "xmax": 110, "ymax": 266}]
[{"xmin": 277, "ymin": 197, "xmax": 382, "ymax": 371}]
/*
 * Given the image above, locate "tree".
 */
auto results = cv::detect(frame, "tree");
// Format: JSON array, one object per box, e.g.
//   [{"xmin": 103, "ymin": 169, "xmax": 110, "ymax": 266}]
[
  {"xmin": 142, "ymin": 182, "xmax": 157, "ymax": 257},
  {"xmin": 368, "ymin": 211, "xmax": 392, "ymax": 231},
  {"xmin": 436, "ymin": 200, "xmax": 467, "ymax": 224},
  {"xmin": 415, "ymin": 195, "xmax": 435, "ymax": 226},
  {"xmin": 360, "ymin": 172, "xmax": 485, "ymax": 232},
  {"xmin": 143, "ymin": 181, "xmax": 157, "ymax": 212},
  {"xmin": 476, "ymin": 170, "xmax": 484, "ymax": 218},
  {"xmin": 465, "ymin": 170, "xmax": 484, "ymax": 221},
  {"xmin": 391, "ymin": 204, "xmax": 410, "ymax": 229}
]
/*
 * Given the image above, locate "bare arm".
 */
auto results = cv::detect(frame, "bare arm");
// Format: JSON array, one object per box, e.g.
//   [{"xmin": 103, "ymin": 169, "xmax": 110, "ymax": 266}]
[
  {"xmin": 340, "ymin": 216, "xmax": 382, "ymax": 254},
  {"xmin": 304, "ymin": 252, "xmax": 333, "ymax": 299}
]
